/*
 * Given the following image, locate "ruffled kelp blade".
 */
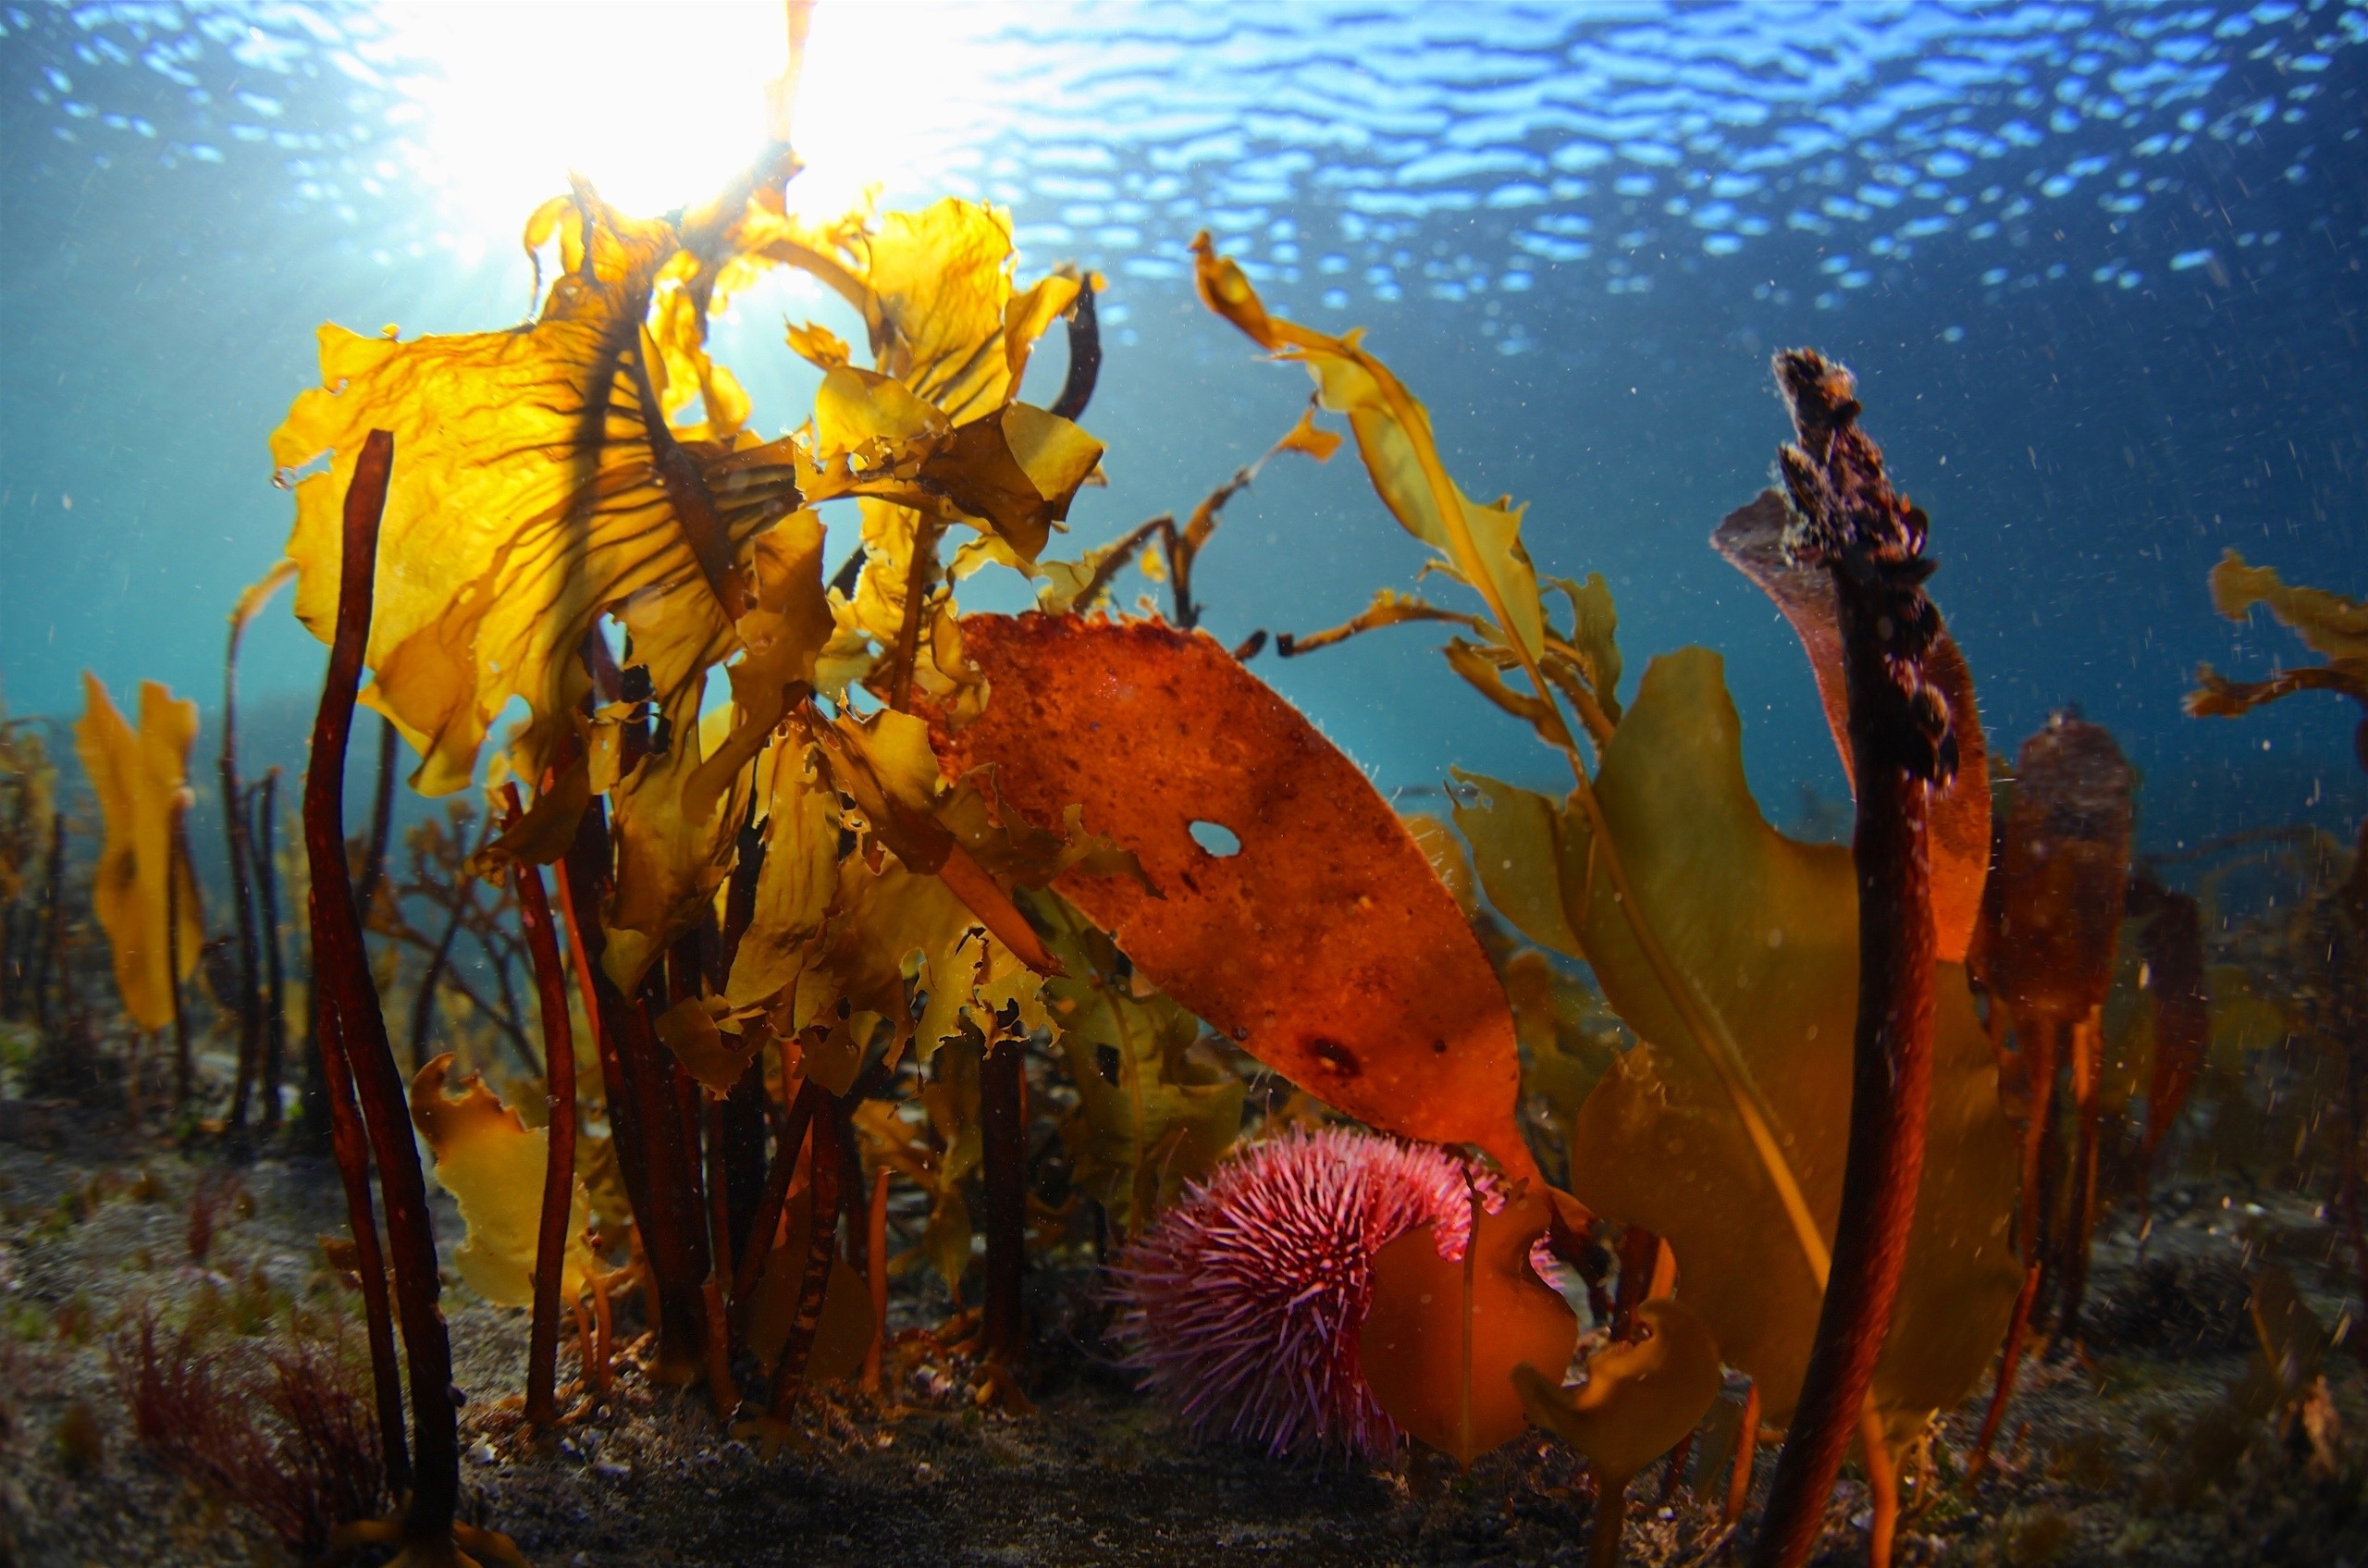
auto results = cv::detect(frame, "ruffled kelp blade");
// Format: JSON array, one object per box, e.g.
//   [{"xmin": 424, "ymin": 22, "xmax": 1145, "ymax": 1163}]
[
  {"xmin": 2187, "ymin": 549, "xmax": 2368, "ymax": 731},
  {"xmin": 599, "ymin": 516, "xmax": 833, "ymax": 991},
  {"xmin": 75, "ymin": 673, "xmax": 204, "ymax": 1032},
  {"xmin": 1456, "ymin": 648, "xmax": 2019, "ymax": 1438},
  {"xmin": 409, "ymin": 1054, "xmax": 595, "ymax": 1309},
  {"xmin": 928, "ymin": 611, "xmax": 1536, "ymax": 1183},
  {"xmin": 272, "ymin": 197, "xmax": 795, "ymax": 801},
  {"xmin": 2208, "ymin": 549, "xmax": 2368, "ymax": 661},
  {"xmin": 736, "ymin": 197, "xmax": 1104, "ymax": 710}
]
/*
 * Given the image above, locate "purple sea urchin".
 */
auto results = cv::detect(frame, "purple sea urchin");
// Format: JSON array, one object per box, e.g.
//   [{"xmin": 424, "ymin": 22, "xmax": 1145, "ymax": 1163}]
[{"xmin": 1112, "ymin": 1125, "xmax": 1472, "ymax": 1457}]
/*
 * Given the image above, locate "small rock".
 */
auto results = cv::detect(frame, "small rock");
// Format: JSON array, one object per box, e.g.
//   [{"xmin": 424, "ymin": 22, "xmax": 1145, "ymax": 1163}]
[
  {"xmin": 469, "ymin": 1441, "xmax": 499, "ymax": 1466},
  {"xmin": 593, "ymin": 1460, "xmax": 633, "ymax": 1483}
]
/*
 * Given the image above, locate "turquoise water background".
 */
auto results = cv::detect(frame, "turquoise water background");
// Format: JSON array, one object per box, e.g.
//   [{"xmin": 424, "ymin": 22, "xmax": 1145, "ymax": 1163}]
[{"xmin": 2, "ymin": 0, "xmax": 2362, "ymax": 857}]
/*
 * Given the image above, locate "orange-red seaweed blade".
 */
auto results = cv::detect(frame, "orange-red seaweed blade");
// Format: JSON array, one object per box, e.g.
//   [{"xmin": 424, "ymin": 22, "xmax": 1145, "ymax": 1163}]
[{"xmin": 931, "ymin": 612, "xmax": 1536, "ymax": 1181}]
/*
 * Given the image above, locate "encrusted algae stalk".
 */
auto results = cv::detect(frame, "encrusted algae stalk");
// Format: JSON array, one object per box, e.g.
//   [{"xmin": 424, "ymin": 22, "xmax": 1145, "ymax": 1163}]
[
  {"xmin": 301, "ymin": 429, "xmax": 463, "ymax": 1549},
  {"xmin": 1750, "ymin": 352, "xmax": 1956, "ymax": 1568}
]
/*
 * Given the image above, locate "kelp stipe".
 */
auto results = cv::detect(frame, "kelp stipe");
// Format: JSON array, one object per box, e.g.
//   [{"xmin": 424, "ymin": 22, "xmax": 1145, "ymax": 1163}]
[
  {"xmin": 219, "ymin": 558, "xmax": 293, "ymax": 1139},
  {"xmin": 1747, "ymin": 350, "xmax": 1960, "ymax": 1568},
  {"xmin": 300, "ymin": 428, "xmax": 523, "ymax": 1567}
]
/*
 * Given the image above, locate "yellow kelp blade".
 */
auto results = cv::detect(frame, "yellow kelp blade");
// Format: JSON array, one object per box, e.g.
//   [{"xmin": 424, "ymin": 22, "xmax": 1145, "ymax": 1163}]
[
  {"xmin": 816, "ymin": 198, "xmax": 1078, "ymax": 425},
  {"xmin": 787, "ymin": 370, "xmax": 1104, "ymax": 565},
  {"xmin": 272, "ymin": 197, "xmax": 797, "ymax": 798},
  {"xmin": 1192, "ymin": 232, "xmax": 1544, "ymax": 661},
  {"xmin": 2188, "ymin": 549, "xmax": 2368, "ymax": 723},
  {"xmin": 724, "ymin": 737, "xmax": 843, "ymax": 1008},
  {"xmin": 2209, "ymin": 549, "xmax": 2368, "ymax": 661},
  {"xmin": 733, "ymin": 196, "xmax": 1103, "ymax": 566},
  {"xmin": 409, "ymin": 1054, "xmax": 593, "ymax": 1309},
  {"xmin": 75, "ymin": 673, "xmax": 202, "ymax": 1031},
  {"xmin": 852, "ymin": 1093, "xmax": 979, "ymax": 1296},
  {"xmin": 1023, "ymin": 888, "xmax": 1242, "ymax": 1238},
  {"xmin": 779, "ymin": 848, "xmax": 1045, "ymax": 1073},
  {"xmin": 1458, "ymin": 648, "xmax": 2018, "ymax": 1432},
  {"xmin": 601, "ymin": 693, "xmax": 754, "ymax": 993},
  {"xmin": 600, "ymin": 514, "xmax": 832, "ymax": 993},
  {"xmin": 653, "ymin": 998, "xmax": 768, "ymax": 1100}
]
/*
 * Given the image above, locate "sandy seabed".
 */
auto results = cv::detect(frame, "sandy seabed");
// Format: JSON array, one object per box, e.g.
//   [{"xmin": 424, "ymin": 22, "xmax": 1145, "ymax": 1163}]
[{"xmin": 2, "ymin": 1103, "xmax": 2364, "ymax": 1568}]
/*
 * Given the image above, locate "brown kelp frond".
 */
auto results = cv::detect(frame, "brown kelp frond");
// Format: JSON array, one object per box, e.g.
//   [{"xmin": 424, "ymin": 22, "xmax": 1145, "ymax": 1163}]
[
  {"xmin": 221, "ymin": 559, "xmax": 295, "ymax": 1136},
  {"xmin": 1192, "ymin": 232, "xmax": 1548, "ymax": 665},
  {"xmin": 1277, "ymin": 574, "xmax": 1626, "ymax": 749},
  {"xmin": 1473, "ymin": 650, "xmax": 2015, "ymax": 1447},
  {"xmin": 2127, "ymin": 866, "xmax": 2209, "ymax": 1173},
  {"xmin": 114, "ymin": 1310, "xmax": 387, "ymax": 1562},
  {"xmin": 2209, "ymin": 549, "xmax": 2368, "ymax": 661},
  {"xmin": 1022, "ymin": 886, "xmax": 1241, "ymax": 1240},
  {"xmin": 1985, "ymin": 713, "xmax": 2134, "ymax": 1366},
  {"xmin": 0, "ymin": 698, "xmax": 60, "ymax": 1029},
  {"xmin": 1516, "ymin": 1299, "xmax": 1725, "ymax": 1568},
  {"xmin": 734, "ymin": 196, "xmax": 1106, "ymax": 713},
  {"xmin": 2189, "ymin": 661, "xmax": 2368, "ymax": 723}
]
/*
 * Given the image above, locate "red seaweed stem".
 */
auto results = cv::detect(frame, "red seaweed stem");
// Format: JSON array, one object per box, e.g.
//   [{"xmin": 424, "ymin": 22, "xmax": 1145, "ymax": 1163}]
[
  {"xmin": 980, "ymin": 1028, "xmax": 1029, "ymax": 1364},
  {"xmin": 253, "ymin": 770, "xmax": 291, "ymax": 1138},
  {"xmin": 734, "ymin": 1074, "xmax": 823, "ymax": 1308},
  {"xmin": 1967, "ymin": 1016, "xmax": 2062, "ymax": 1487},
  {"xmin": 766, "ymin": 1084, "xmax": 843, "ymax": 1421},
  {"xmin": 300, "ymin": 428, "xmax": 465, "ymax": 1549},
  {"xmin": 501, "ymin": 782, "xmax": 578, "ymax": 1430},
  {"xmin": 221, "ymin": 606, "xmax": 265, "ymax": 1137},
  {"xmin": 1749, "ymin": 351, "xmax": 1955, "ymax": 1568}
]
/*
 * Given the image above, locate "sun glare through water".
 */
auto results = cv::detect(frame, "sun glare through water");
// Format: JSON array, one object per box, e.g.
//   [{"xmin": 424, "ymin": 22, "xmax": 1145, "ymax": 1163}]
[{"xmin": 383, "ymin": 1, "xmax": 989, "ymax": 247}]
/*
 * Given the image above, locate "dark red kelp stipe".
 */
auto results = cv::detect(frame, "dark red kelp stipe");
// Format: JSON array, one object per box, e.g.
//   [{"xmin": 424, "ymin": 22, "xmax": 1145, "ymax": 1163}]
[
  {"xmin": 299, "ymin": 432, "xmax": 410, "ymax": 1503},
  {"xmin": 501, "ymin": 781, "xmax": 578, "ymax": 1432},
  {"xmin": 1751, "ymin": 352, "xmax": 1958, "ymax": 1568},
  {"xmin": 301, "ymin": 428, "xmax": 519, "ymax": 1564}
]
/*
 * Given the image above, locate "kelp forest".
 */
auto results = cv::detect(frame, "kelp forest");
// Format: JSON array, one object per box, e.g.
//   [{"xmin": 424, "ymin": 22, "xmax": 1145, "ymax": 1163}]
[{"xmin": 3, "ymin": 17, "xmax": 2366, "ymax": 1568}]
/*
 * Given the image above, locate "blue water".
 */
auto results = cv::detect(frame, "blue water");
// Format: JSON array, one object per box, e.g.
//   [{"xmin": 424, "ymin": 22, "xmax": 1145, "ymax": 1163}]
[{"xmin": 2, "ymin": 0, "xmax": 2362, "ymax": 855}]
